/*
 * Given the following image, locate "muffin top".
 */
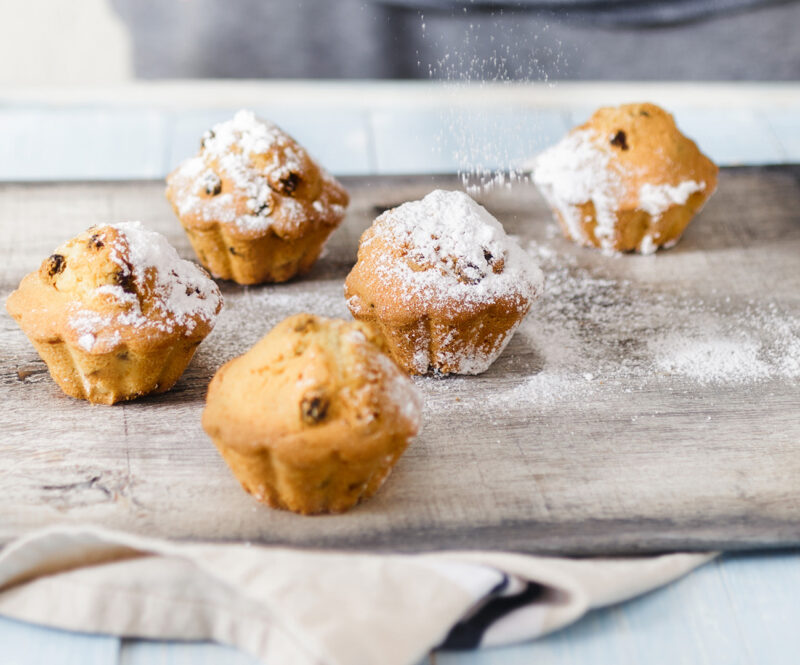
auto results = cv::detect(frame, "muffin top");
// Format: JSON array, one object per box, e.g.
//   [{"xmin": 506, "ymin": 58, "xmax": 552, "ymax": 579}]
[
  {"xmin": 202, "ymin": 313, "xmax": 421, "ymax": 462},
  {"xmin": 166, "ymin": 110, "xmax": 349, "ymax": 240},
  {"xmin": 345, "ymin": 190, "xmax": 544, "ymax": 323},
  {"xmin": 6, "ymin": 222, "xmax": 223, "ymax": 353},
  {"xmin": 532, "ymin": 103, "xmax": 718, "ymax": 244}
]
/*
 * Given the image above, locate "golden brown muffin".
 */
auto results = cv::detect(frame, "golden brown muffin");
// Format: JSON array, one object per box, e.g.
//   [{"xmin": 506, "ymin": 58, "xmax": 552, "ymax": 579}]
[
  {"xmin": 533, "ymin": 102, "xmax": 718, "ymax": 254},
  {"xmin": 344, "ymin": 189, "xmax": 544, "ymax": 375},
  {"xmin": 166, "ymin": 110, "xmax": 349, "ymax": 284},
  {"xmin": 202, "ymin": 313, "xmax": 421, "ymax": 515},
  {"xmin": 6, "ymin": 222, "xmax": 222, "ymax": 404}
]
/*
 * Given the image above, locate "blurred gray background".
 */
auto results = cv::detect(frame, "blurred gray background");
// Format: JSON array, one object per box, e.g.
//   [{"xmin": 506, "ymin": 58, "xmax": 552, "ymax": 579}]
[{"xmin": 110, "ymin": 0, "xmax": 800, "ymax": 80}]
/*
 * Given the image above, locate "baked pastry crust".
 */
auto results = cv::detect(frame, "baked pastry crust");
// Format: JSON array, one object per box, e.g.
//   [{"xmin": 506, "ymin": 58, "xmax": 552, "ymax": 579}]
[
  {"xmin": 6, "ymin": 222, "xmax": 222, "ymax": 404},
  {"xmin": 166, "ymin": 110, "xmax": 349, "ymax": 284},
  {"xmin": 533, "ymin": 102, "xmax": 718, "ymax": 254},
  {"xmin": 202, "ymin": 313, "xmax": 421, "ymax": 515},
  {"xmin": 345, "ymin": 190, "xmax": 544, "ymax": 375}
]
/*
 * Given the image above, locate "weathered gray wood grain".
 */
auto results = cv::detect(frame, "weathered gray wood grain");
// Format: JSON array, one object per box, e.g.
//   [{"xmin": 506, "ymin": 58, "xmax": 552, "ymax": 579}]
[{"xmin": 1, "ymin": 169, "xmax": 799, "ymax": 554}]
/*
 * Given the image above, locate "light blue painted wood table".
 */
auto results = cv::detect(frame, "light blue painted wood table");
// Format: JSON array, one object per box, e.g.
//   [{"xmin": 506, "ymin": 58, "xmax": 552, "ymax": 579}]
[{"xmin": 1, "ymin": 82, "xmax": 799, "ymax": 665}]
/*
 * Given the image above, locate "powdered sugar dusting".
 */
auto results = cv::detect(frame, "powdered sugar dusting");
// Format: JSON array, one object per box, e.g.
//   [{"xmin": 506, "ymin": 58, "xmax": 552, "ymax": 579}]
[
  {"xmin": 171, "ymin": 110, "xmax": 309, "ymax": 233},
  {"xmin": 115, "ymin": 222, "xmax": 221, "ymax": 326},
  {"xmin": 652, "ymin": 336, "xmax": 770, "ymax": 384},
  {"xmin": 77, "ymin": 333, "xmax": 96, "ymax": 352},
  {"xmin": 638, "ymin": 234, "xmax": 657, "ymax": 255},
  {"xmin": 437, "ymin": 318, "xmax": 521, "ymax": 376},
  {"xmin": 532, "ymin": 129, "xmax": 625, "ymax": 249},
  {"xmin": 366, "ymin": 190, "xmax": 543, "ymax": 309},
  {"xmin": 532, "ymin": 130, "xmax": 708, "ymax": 252},
  {"xmin": 298, "ymin": 323, "xmax": 422, "ymax": 434},
  {"xmin": 638, "ymin": 180, "xmax": 706, "ymax": 218},
  {"xmin": 369, "ymin": 343, "xmax": 423, "ymax": 432},
  {"xmin": 66, "ymin": 222, "xmax": 222, "ymax": 351}
]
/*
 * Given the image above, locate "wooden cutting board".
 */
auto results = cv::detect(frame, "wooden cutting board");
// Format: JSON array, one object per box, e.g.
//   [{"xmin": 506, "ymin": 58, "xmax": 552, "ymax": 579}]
[{"xmin": 1, "ymin": 168, "xmax": 799, "ymax": 554}]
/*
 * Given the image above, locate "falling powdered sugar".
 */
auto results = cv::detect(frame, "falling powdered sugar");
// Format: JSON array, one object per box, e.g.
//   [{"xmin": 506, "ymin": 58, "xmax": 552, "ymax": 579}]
[{"xmin": 417, "ymin": 13, "xmax": 568, "ymax": 193}]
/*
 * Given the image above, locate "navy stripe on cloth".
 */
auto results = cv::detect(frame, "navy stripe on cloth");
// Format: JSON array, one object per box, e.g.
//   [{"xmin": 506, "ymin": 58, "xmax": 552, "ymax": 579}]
[{"xmin": 439, "ymin": 578, "xmax": 547, "ymax": 650}]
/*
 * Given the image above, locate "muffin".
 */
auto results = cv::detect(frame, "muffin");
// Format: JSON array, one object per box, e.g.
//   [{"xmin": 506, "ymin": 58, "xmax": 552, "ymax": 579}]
[
  {"xmin": 344, "ymin": 189, "xmax": 544, "ymax": 375},
  {"xmin": 6, "ymin": 222, "xmax": 223, "ymax": 404},
  {"xmin": 202, "ymin": 313, "xmax": 421, "ymax": 515},
  {"xmin": 166, "ymin": 109, "xmax": 349, "ymax": 284},
  {"xmin": 532, "ymin": 102, "xmax": 718, "ymax": 254}
]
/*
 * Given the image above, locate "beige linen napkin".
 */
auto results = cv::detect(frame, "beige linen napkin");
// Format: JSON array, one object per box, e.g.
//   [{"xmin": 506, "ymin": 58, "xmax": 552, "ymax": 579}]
[{"xmin": 0, "ymin": 526, "xmax": 713, "ymax": 665}]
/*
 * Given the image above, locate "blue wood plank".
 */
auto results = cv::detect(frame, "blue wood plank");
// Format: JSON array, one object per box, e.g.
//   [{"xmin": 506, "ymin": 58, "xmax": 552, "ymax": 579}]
[
  {"xmin": 119, "ymin": 638, "xmax": 433, "ymax": 664},
  {"xmin": 0, "ymin": 108, "xmax": 168, "ymax": 181},
  {"xmin": 761, "ymin": 109, "xmax": 800, "ymax": 163},
  {"xmin": 166, "ymin": 107, "xmax": 373, "ymax": 176},
  {"xmin": 611, "ymin": 555, "xmax": 748, "ymax": 665},
  {"xmin": 370, "ymin": 108, "xmax": 571, "ymax": 174},
  {"xmin": 715, "ymin": 550, "xmax": 800, "ymax": 664},
  {"xmin": 0, "ymin": 615, "xmax": 119, "ymax": 665},
  {"xmin": 119, "ymin": 640, "xmax": 261, "ymax": 665}
]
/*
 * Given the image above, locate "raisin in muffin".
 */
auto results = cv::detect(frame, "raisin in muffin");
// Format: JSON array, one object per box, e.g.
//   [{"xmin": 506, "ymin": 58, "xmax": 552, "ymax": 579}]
[
  {"xmin": 344, "ymin": 189, "xmax": 544, "ymax": 375},
  {"xmin": 533, "ymin": 102, "xmax": 718, "ymax": 254},
  {"xmin": 6, "ymin": 222, "xmax": 222, "ymax": 404},
  {"xmin": 202, "ymin": 313, "xmax": 421, "ymax": 514},
  {"xmin": 166, "ymin": 110, "xmax": 349, "ymax": 284}
]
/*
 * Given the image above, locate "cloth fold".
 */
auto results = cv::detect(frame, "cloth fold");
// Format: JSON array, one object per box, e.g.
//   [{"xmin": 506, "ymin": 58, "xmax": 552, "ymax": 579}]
[{"xmin": 0, "ymin": 526, "xmax": 714, "ymax": 665}]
